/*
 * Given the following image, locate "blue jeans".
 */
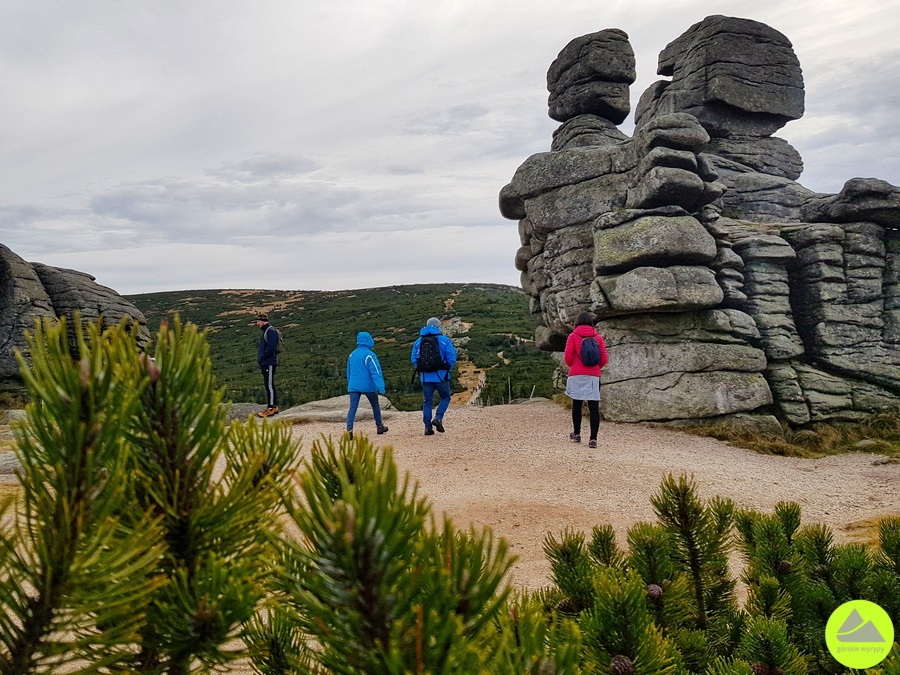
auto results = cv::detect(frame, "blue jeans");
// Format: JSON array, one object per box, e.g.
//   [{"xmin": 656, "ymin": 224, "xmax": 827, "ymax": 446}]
[
  {"xmin": 347, "ymin": 391, "xmax": 383, "ymax": 430},
  {"xmin": 422, "ymin": 380, "xmax": 451, "ymax": 429}
]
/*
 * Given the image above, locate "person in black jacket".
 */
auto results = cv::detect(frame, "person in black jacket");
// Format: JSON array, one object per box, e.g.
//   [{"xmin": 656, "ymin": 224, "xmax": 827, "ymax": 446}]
[{"xmin": 256, "ymin": 312, "xmax": 279, "ymax": 418}]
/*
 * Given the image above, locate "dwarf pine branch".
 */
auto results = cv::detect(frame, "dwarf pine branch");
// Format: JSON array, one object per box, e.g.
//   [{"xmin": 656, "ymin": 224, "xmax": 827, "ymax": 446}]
[
  {"xmin": 275, "ymin": 433, "xmax": 517, "ymax": 674},
  {"xmin": 0, "ymin": 317, "xmax": 165, "ymax": 672},
  {"xmin": 126, "ymin": 317, "xmax": 299, "ymax": 673}
]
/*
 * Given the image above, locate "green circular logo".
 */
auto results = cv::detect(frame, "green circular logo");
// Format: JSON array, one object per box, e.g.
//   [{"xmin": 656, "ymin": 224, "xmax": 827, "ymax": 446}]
[{"xmin": 826, "ymin": 600, "xmax": 895, "ymax": 669}]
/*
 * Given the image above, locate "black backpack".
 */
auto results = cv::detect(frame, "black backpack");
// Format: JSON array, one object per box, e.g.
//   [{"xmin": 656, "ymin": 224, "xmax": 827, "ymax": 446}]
[
  {"xmin": 416, "ymin": 334, "xmax": 448, "ymax": 373},
  {"xmin": 580, "ymin": 335, "xmax": 601, "ymax": 367}
]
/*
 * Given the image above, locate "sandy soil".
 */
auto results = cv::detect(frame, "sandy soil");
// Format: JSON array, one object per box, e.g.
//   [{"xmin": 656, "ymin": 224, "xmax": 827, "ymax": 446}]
[{"xmin": 287, "ymin": 399, "xmax": 900, "ymax": 591}]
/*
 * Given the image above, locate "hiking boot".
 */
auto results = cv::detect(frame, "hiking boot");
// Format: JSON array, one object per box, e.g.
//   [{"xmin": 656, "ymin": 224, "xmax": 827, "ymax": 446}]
[
  {"xmin": 424, "ymin": 428, "xmax": 435, "ymax": 436},
  {"xmin": 433, "ymin": 419, "xmax": 444, "ymax": 433},
  {"xmin": 569, "ymin": 432, "xmax": 581, "ymax": 443},
  {"xmin": 377, "ymin": 425, "xmax": 389, "ymax": 435},
  {"xmin": 588, "ymin": 438, "xmax": 597, "ymax": 449},
  {"xmin": 257, "ymin": 406, "xmax": 279, "ymax": 418},
  {"xmin": 347, "ymin": 430, "xmax": 354, "ymax": 440}
]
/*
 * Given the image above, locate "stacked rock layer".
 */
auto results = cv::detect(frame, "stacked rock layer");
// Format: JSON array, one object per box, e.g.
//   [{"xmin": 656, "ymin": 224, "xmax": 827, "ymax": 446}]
[{"xmin": 500, "ymin": 15, "xmax": 900, "ymax": 425}]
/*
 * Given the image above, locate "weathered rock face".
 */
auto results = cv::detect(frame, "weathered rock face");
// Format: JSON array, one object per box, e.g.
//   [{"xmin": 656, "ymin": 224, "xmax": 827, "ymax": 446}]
[
  {"xmin": 635, "ymin": 15, "xmax": 804, "ymax": 138},
  {"xmin": 0, "ymin": 244, "xmax": 150, "ymax": 392},
  {"xmin": 500, "ymin": 15, "xmax": 900, "ymax": 425},
  {"xmin": 547, "ymin": 28, "xmax": 636, "ymax": 125}
]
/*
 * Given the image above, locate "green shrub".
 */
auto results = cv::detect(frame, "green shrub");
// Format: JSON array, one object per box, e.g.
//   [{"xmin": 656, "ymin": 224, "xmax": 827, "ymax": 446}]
[{"xmin": 0, "ymin": 316, "xmax": 297, "ymax": 673}]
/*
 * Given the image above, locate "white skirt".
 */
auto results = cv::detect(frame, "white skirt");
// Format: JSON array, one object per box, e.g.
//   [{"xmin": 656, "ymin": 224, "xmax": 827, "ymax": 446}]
[{"xmin": 566, "ymin": 375, "xmax": 601, "ymax": 401}]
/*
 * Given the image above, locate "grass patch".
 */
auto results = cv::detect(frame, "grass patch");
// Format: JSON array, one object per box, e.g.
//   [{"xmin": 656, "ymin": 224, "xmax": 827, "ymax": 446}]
[
  {"xmin": 0, "ymin": 483, "xmax": 23, "ymax": 508},
  {"xmin": 680, "ymin": 411, "xmax": 900, "ymax": 458},
  {"xmin": 842, "ymin": 516, "xmax": 889, "ymax": 546},
  {"xmin": 0, "ymin": 424, "xmax": 15, "ymax": 454},
  {"xmin": 0, "ymin": 392, "xmax": 26, "ymax": 409}
]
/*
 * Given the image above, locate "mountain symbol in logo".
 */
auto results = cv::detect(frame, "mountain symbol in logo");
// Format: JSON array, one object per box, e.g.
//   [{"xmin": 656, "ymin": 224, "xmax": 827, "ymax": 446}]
[{"xmin": 836, "ymin": 609, "xmax": 886, "ymax": 643}]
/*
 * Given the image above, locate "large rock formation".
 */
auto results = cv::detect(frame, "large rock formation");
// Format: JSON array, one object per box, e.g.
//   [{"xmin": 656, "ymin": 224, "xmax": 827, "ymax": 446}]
[
  {"xmin": 501, "ymin": 15, "xmax": 900, "ymax": 426},
  {"xmin": 1, "ymin": 244, "xmax": 150, "ymax": 392}
]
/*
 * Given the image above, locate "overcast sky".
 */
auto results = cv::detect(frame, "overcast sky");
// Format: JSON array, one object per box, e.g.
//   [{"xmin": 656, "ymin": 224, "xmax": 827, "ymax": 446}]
[{"xmin": 1, "ymin": 0, "xmax": 898, "ymax": 295}]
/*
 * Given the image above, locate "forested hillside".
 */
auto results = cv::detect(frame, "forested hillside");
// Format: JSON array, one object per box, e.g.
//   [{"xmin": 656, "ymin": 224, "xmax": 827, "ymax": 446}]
[{"xmin": 127, "ymin": 283, "xmax": 558, "ymax": 411}]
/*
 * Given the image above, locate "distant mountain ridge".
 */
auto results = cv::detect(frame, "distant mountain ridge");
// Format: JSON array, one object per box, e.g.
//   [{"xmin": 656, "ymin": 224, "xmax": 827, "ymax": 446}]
[{"xmin": 126, "ymin": 283, "xmax": 557, "ymax": 411}]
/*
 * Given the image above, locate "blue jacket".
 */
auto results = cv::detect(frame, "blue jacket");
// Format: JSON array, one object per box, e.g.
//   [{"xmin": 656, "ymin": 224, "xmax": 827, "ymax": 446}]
[
  {"xmin": 258, "ymin": 323, "xmax": 278, "ymax": 367},
  {"xmin": 411, "ymin": 323, "xmax": 457, "ymax": 383},
  {"xmin": 347, "ymin": 332, "xmax": 385, "ymax": 394}
]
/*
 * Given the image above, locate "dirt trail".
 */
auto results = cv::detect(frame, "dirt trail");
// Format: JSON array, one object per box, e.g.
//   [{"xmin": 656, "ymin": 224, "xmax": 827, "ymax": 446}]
[
  {"xmin": 6, "ymin": 399, "xmax": 898, "ymax": 674},
  {"xmin": 287, "ymin": 400, "xmax": 900, "ymax": 591}
]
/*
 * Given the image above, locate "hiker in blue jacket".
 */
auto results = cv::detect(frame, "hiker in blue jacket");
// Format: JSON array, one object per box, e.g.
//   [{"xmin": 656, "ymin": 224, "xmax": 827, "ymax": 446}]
[
  {"xmin": 256, "ymin": 312, "xmax": 279, "ymax": 418},
  {"xmin": 346, "ymin": 331, "xmax": 389, "ymax": 439},
  {"xmin": 410, "ymin": 317, "xmax": 457, "ymax": 435}
]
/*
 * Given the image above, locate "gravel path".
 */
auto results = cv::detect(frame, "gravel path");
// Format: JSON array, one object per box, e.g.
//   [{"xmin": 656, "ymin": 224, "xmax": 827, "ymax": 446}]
[{"xmin": 284, "ymin": 399, "xmax": 899, "ymax": 590}]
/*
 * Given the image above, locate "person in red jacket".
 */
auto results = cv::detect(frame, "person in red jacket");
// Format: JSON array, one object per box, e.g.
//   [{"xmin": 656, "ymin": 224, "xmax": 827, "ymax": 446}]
[{"xmin": 563, "ymin": 312, "xmax": 609, "ymax": 448}]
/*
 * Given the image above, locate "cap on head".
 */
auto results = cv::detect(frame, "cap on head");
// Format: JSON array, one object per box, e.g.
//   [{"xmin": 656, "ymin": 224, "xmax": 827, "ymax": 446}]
[
  {"xmin": 426, "ymin": 317, "xmax": 441, "ymax": 327},
  {"xmin": 256, "ymin": 313, "xmax": 269, "ymax": 322}
]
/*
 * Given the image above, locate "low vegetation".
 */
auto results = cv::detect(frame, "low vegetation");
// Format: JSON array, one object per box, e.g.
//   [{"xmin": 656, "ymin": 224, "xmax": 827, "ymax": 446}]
[
  {"xmin": 1, "ymin": 317, "xmax": 897, "ymax": 673},
  {"xmin": 127, "ymin": 283, "xmax": 558, "ymax": 411},
  {"xmin": 681, "ymin": 413, "xmax": 900, "ymax": 460}
]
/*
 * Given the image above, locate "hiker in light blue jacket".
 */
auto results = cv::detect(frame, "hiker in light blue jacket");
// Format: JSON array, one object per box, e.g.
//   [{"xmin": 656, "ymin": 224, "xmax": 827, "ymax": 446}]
[
  {"xmin": 410, "ymin": 317, "xmax": 457, "ymax": 435},
  {"xmin": 346, "ymin": 331, "xmax": 389, "ymax": 439}
]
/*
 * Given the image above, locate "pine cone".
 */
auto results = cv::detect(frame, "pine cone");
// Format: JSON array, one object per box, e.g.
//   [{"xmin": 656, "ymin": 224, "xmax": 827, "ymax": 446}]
[
  {"xmin": 770, "ymin": 668, "xmax": 784, "ymax": 675},
  {"xmin": 647, "ymin": 583, "xmax": 663, "ymax": 601},
  {"xmin": 750, "ymin": 662, "xmax": 769, "ymax": 675},
  {"xmin": 776, "ymin": 560, "xmax": 792, "ymax": 574},
  {"xmin": 610, "ymin": 655, "xmax": 634, "ymax": 675},
  {"xmin": 556, "ymin": 598, "xmax": 577, "ymax": 614}
]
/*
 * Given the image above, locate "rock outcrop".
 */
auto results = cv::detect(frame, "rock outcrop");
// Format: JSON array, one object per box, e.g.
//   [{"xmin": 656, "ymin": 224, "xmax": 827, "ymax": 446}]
[
  {"xmin": 501, "ymin": 15, "xmax": 900, "ymax": 426},
  {"xmin": 0, "ymin": 244, "xmax": 150, "ymax": 392}
]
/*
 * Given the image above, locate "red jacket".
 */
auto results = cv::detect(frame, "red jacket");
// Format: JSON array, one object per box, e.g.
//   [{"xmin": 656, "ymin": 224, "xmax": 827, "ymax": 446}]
[{"xmin": 564, "ymin": 324, "xmax": 608, "ymax": 376}]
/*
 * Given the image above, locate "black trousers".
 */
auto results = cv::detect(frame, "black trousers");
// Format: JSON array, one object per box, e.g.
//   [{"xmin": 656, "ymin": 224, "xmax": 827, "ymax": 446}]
[
  {"xmin": 260, "ymin": 365, "xmax": 277, "ymax": 407},
  {"xmin": 571, "ymin": 399, "xmax": 600, "ymax": 439}
]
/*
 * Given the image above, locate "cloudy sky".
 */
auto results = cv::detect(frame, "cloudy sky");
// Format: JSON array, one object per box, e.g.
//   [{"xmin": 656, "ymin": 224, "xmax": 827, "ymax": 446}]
[{"xmin": 1, "ymin": 0, "xmax": 898, "ymax": 295}]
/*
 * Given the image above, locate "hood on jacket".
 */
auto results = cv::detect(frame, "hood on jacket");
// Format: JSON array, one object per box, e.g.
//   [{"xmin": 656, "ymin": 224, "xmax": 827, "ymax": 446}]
[
  {"xmin": 573, "ymin": 324, "xmax": 597, "ymax": 337},
  {"xmin": 356, "ymin": 331, "xmax": 375, "ymax": 348},
  {"xmin": 419, "ymin": 323, "xmax": 443, "ymax": 337}
]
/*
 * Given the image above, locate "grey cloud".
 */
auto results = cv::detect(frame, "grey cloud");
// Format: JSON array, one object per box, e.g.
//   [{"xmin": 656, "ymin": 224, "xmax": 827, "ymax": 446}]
[
  {"xmin": 0, "ymin": 204, "xmax": 53, "ymax": 227},
  {"xmin": 211, "ymin": 153, "xmax": 321, "ymax": 180},
  {"xmin": 788, "ymin": 50, "xmax": 900, "ymax": 192},
  {"xmin": 405, "ymin": 103, "xmax": 491, "ymax": 136},
  {"xmin": 385, "ymin": 165, "xmax": 424, "ymax": 175},
  {"xmin": 89, "ymin": 176, "xmax": 364, "ymax": 236},
  {"xmin": 80, "ymin": 164, "xmax": 505, "ymax": 249},
  {"xmin": 400, "ymin": 94, "xmax": 553, "ymax": 167}
]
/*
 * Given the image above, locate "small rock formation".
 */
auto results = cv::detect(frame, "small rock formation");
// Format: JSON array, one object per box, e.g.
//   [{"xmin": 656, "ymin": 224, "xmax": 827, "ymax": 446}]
[
  {"xmin": 1, "ymin": 243, "xmax": 150, "ymax": 393},
  {"xmin": 500, "ymin": 15, "xmax": 900, "ymax": 426}
]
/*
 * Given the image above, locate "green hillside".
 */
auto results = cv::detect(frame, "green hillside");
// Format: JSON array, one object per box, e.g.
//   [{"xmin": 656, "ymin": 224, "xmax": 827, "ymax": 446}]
[{"xmin": 126, "ymin": 283, "xmax": 557, "ymax": 411}]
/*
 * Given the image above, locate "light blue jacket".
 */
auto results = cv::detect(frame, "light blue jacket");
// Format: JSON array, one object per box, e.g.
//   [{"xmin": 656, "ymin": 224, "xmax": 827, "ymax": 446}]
[
  {"xmin": 347, "ymin": 332, "xmax": 385, "ymax": 394},
  {"xmin": 410, "ymin": 323, "xmax": 457, "ymax": 383}
]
